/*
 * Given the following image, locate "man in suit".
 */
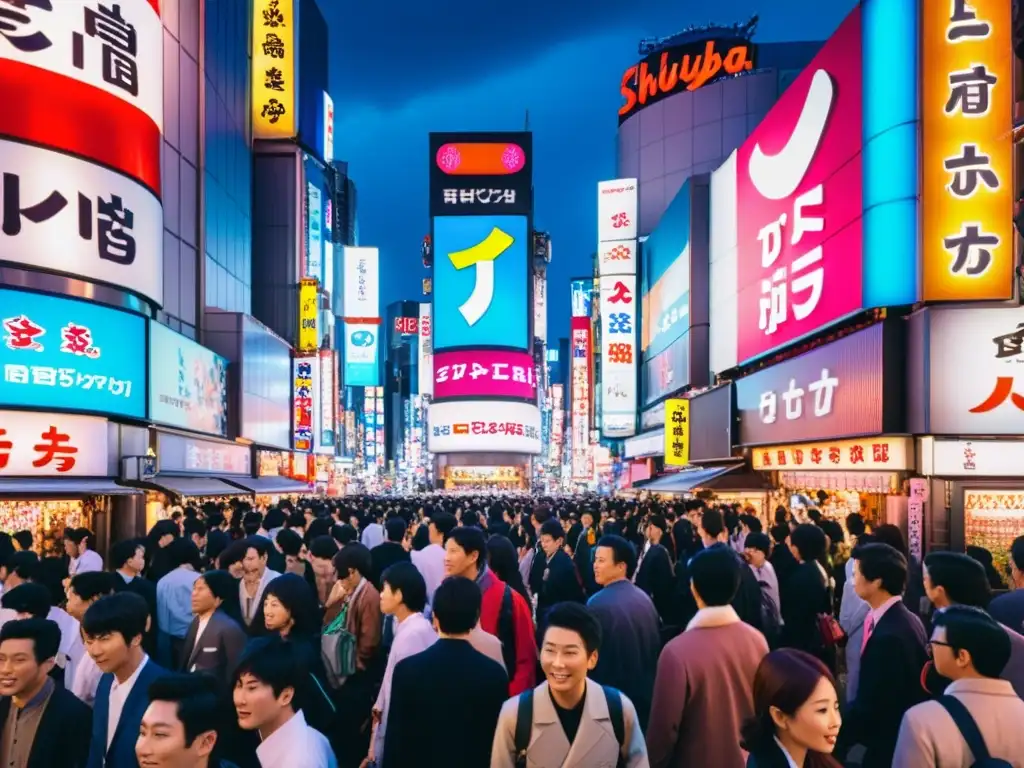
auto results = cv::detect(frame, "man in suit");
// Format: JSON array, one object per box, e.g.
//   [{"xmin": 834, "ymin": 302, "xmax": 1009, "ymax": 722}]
[
  {"xmin": 840, "ymin": 542, "xmax": 928, "ymax": 768},
  {"xmin": 84, "ymin": 592, "xmax": 169, "ymax": 768},
  {"xmin": 535, "ymin": 519, "xmax": 585, "ymax": 643},
  {"xmin": 382, "ymin": 576, "xmax": 507, "ymax": 768},
  {"xmin": 180, "ymin": 570, "xmax": 247, "ymax": 687},
  {"xmin": 110, "ymin": 539, "xmax": 159, "ymax": 656},
  {"xmin": 634, "ymin": 514, "xmax": 676, "ymax": 626},
  {"xmin": 0, "ymin": 618, "xmax": 92, "ymax": 767}
]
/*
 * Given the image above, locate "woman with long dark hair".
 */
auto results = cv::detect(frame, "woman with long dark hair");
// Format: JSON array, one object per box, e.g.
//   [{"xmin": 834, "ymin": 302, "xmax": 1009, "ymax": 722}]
[
  {"xmin": 742, "ymin": 649, "xmax": 842, "ymax": 767},
  {"xmin": 486, "ymin": 534, "xmax": 531, "ymax": 604}
]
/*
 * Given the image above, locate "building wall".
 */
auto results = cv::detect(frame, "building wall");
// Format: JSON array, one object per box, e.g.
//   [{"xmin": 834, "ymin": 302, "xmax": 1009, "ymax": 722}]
[
  {"xmin": 618, "ymin": 41, "xmax": 822, "ymax": 235},
  {"xmin": 203, "ymin": 0, "xmax": 254, "ymax": 315},
  {"xmin": 252, "ymin": 151, "xmax": 301, "ymax": 346},
  {"xmin": 160, "ymin": 0, "xmax": 203, "ymax": 337}
]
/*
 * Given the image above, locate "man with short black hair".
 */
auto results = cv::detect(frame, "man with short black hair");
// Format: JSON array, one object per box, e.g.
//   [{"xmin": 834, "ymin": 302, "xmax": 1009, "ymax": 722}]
[
  {"xmin": 990, "ymin": 533, "xmax": 1024, "ymax": 633},
  {"xmin": 137, "ymin": 674, "xmax": 231, "ymax": 768},
  {"xmin": 635, "ymin": 514, "xmax": 675, "ymax": 625},
  {"xmin": 109, "ymin": 539, "xmax": 158, "ymax": 657},
  {"xmin": 492, "ymin": 602, "xmax": 648, "ymax": 767},
  {"xmin": 381, "ymin": 577, "xmax": 507, "ymax": 768},
  {"xmin": 0, "ymin": 618, "xmax": 92, "ymax": 767},
  {"xmin": 370, "ymin": 517, "xmax": 411, "ymax": 590},
  {"xmin": 648, "ymin": 545, "xmax": 768, "ymax": 767},
  {"xmin": 68, "ymin": 529, "xmax": 103, "ymax": 576},
  {"xmin": 156, "ymin": 539, "xmax": 203, "ymax": 669},
  {"xmin": 694, "ymin": 507, "xmax": 763, "ymax": 633},
  {"xmin": 535, "ymin": 519, "xmax": 585, "ymax": 640},
  {"xmin": 66, "ymin": 571, "xmax": 117, "ymax": 706}
]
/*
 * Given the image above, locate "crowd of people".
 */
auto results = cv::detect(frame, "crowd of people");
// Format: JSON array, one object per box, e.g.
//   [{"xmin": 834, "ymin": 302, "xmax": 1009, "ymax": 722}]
[{"xmin": 0, "ymin": 495, "xmax": 1023, "ymax": 767}]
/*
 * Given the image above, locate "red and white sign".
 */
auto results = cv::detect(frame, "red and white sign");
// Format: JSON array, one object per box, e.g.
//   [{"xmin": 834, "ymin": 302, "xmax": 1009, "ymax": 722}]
[
  {"xmin": 428, "ymin": 400, "xmax": 541, "ymax": 454},
  {"xmin": 729, "ymin": 10, "xmax": 863, "ymax": 365},
  {"xmin": 417, "ymin": 303, "xmax": 433, "ymax": 397},
  {"xmin": 0, "ymin": 410, "xmax": 108, "ymax": 476},
  {"xmin": 570, "ymin": 318, "xmax": 591, "ymax": 481},
  {"xmin": 395, "ymin": 317, "xmax": 419, "ymax": 335},
  {"xmin": 598, "ymin": 240, "xmax": 637, "ymax": 276},
  {"xmin": 751, "ymin": 437, "xmax": 911, "ymax": 472},
  {"xmin": 433, "ymin": 349, "xmax": 536, "ymax": 401},
  {"xmin": 597, "ymin": 179, "xmax": 638, "ymax": 242}
]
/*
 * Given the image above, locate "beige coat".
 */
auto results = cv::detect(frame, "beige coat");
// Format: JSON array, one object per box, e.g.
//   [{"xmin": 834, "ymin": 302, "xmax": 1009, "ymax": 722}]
[
  {"xmin": 490, "ymin": 678, "xmax": 650, "ymax": 768},
  {"xmin": 893, "ymin": 677, "xmax": 1024, "ymax": 767}
]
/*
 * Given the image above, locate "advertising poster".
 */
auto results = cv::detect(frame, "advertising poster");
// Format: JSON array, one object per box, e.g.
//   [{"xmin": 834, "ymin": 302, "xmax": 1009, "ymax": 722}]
[
  {"xmin": 597, "ymin": 179, "xmax": 639, "ymax": 243},
  {"xmin": 0, "ymin": 410, "xmax": 108, "ymax": 477},
  {"xmin": 571, "ymin": 280, "xmax": 593, "ymax": 318},
  {"xmin": 342, "ymin": 247, "xmax": 380, "ymax": 319},
  {"xmin": 432, "ymin": 215, "xmax": 528, "ymax": 350},
  {"xmin": 428, "ymin": 400, "xmax": 542, "ymax": 454},
  {"xmin": 292, "ymin": 356, "xmax": 317, "ymax": 452},
  {"xmin": 252, "ymin": 0, "xmax": 296, "ymax": 139},
  {"xmin": 343, "ymin": 323, "xmax": 379, "ymax": 387},
  {"xmin": 150, "ymin": 323, "xmax": 228, "ymax": 436},
  {"xmin": 664, "ymin": 399, "xmax": 690, "ymax": 466},
  {"xmin": 315, "ymin": 350, "xmax": 334, "ymax": 453},
  {"xmin": 642, "ymin": 181, "xmax": 692, "ymax": 359},
  {"xmin": 322, "ymin": 91, "xmax": 334, "ymax": 163},
  {"xmin": 0, "ymin": 289, "xmax": 147, "ymax": 419},
  {"xmin": 298, "ymin": 278, "xmax": 319, "ymax": 353},
  {"xmin": 533, "ymin": 273, "xmax": 547, "ymax": 342},
  {"xmin": 428, "ymin": 132, "xmax": 533, "ymax": 218},
  {"xmin": 599, "ymin": 275, "xmax": 637, "ymax": 437},
  {"xmin": 433, "ymin": 349, "xmax": 536, "ymax": 401},
  {"xmin": 306, "ymin": 183, "xmax": 323, "ymax": 281},
  {"xmin": 570, "ymin": 317, "xmax": 591, "ymax": 480},
  {"xmin": 418, "ymin": 303, "xmax": 433, "ymax": 396}
]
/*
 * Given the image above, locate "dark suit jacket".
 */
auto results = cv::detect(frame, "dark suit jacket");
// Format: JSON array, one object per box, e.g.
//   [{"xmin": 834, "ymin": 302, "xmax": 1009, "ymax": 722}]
[
  {"xmin": 114, "ymin": 575, "xmax": 159, "ymax": 656},
  {"xmin": 180, "ymin": 609, "xmax": 247, "ymax": 685},
  {"xmin": 536, "ymin": 549, "xmax": 585, "ymax": 639},
  {"xmin": 572, "ymin": 527, "xmax": 597, "ymax": 597},
  {"xmin": 779, "ymin": 561, "xmax": 834, "ymax": 666},
  {"xmin": 0, "ymin": 685, "xmax": 92, "ymax": 768},
  {"xmin": 382, "ymin": 639, "xmax": 507, "ymax": 768},
  {"xmin": 87, "ymin": 659, "xmax": 169, "ymax": 768},
  {"xmin": 841, "ymin": 601, "xmax": 927, "ymax": 768},
  {"xmin": 370, "ymin": 542, "xmax": 410, "ymax": 590},
  {"xmin": 635, "ymin": 543, "xmax": 676, "ymax": 625}
]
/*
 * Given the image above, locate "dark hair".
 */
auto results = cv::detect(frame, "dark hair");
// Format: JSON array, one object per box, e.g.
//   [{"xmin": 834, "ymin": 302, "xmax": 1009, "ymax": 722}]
[
  {"xmin": 745, "ymin": 532, "xmax": 772, "ymax": 557},
  {"xmin": 82, "ymin": 592, "xmax": 149, "ymax": 644},
  {"xmin": 1, "ymin": 583, "xmax": 51, "ymax": 618},
  {"xmin": 739, "ymin": 514, "xmax": 762, "ymax": 534},
  {"xmin": 429, "ymin": 512, "xmax": 458, "ymax": 539},
  {"xmin": 845, "ymin": 513, "xmax": 867, "ymax": 538},
  {"xmin": 741, "ymin": 649, "xmax": 841, "ymax": 767},
  {"xmin": 531, "ymin": 507, "xmax": 553, "ymax": 526},
  {"xmin": 183, "ymin": 518, "xmax": 207, "ymax": 540},
  {"xmin": 385, "ymin": 517, "xmax": 407, "ymax": 543},
  {"xmin": 769, "ymin": 524, "xmax": 789, "ymax": 545},
  {"xmin": 700, "ymin": 508, "xmax": 726, "ymax": 539},
  {"xmin": 67, "ymin": 528, "xmax": 92, "ymax": 546},
  {"xmin": 539, "ymin": 519, "xmax": 565, "ymax": 542},
  {"xmin": 689, "ymin": 546, "xmax": 741, "ymax": 606},
  {"xmin": 332, "ymin": 542, "xmax": 373, "ymax": 580},
  {"xmin": 485, "ymin": 536, "xmax": 531, "ymax": 603},
  {"xmin": 790, "ymin": 524, "xmax": 827, "ymax": 563},
  {"xmin": 331, "ymin": 524, "xmax": 357, "ymax": 546},
  {"xmin": 432, "ymin": 577, "xmax": 481, "ymax": 635},
  {"xmin": 166, "ymin": 538, "xmax": 202, "ymax": 570},
  {"xmin": 70, "ymin": 571, "xmax": 118, "ymax": 602},
  {"xmin": 924, "ymin": 551, "xmax": 991, "ymax": 608},
  {"xmin": 304, "ymin": 517, "xmax": 330, "ymax": 544},
  {"xmin": 234, "ymin": 636, "xmax": 304, "ymax": 702},
  {"xmin": 309, "ymin": 535, "xmax": 339, "ymax": 560},
  {"xmin": 260, "ymin": 574, "xmax": 321, "ymax": 637},
  {"xmin": 242, "ymin": 536, "xmax": 272, "ymax": 560},
  {"xmin": 275, "ymin": 529, "xmax": 304, "ymax": 558},
  {"xmin": 147, "ymin": 674, "xmax": 225, "ymax": 748},
  {"xmin": 381, "ymin": 562, "xmax": 427, "ymax": 613},
  {"xmin": 198, "ymin": 570, "xmax": 241, "ymax": 624},
  {"xmin": 852, "ymin": 543, "xmax": 908, "ymax": 596},
  {"xmin": 4, "ymin": 551, "xmax": 39, "ymax": 581},
  {"xmin": 445, "ymin": 527, "xmax": 486, "ymax": 565},
  {"xmin": 932, "ymin": 605, "xmax": 1011, "ymax": 678},
  {"xmin": 595, "ymin": 535, "xmax": 637, "ymax": 579},
  {"xmin": 647, "ymin": 514, "xmax": 668, "ymax": 534},
  {"xmin": 217, "ymin": 540, "xmax": 247, "ymax": 571},
  {"xmin": 0, "ymin": 618, "xmax": 61, "ymax": 663},
  {"xmin": 11, "ymin": 531, "xmax": 33, "ymax": 552},
  {"xmin": 1010, "ymin": 535, "xmax": 1024, "ymax": 573},
  {"xmin": 872, "ymin": 524, "xmax": 909, "ymax": 558},
  {"xmin": 543, "ymin": 602, "xmax": 602, "ymax": 655},
  {"xmin": 109, "ymin": 539, "xmax": 144, "ymax": 571}
]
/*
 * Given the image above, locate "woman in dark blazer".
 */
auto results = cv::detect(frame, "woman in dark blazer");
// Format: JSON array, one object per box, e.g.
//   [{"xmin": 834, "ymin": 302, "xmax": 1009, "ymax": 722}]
[{"xmin": 780, "ymin": 524, "xmax": 837, "ymax": 672}]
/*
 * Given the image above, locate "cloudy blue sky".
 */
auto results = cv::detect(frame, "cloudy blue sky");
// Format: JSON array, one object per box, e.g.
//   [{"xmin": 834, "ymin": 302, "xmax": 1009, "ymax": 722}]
[{"xmin": 324, "ymin": 0, "xmax": 856, "ymax": 342}]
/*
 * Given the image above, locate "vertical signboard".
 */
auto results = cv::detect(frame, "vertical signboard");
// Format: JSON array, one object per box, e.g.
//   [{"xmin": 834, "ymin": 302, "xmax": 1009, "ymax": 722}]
[
  {"xmin": 306, "ymin": 182, "xmax": 323, "ymax": 281},
  {"xmin": 252, "ymin": 0, "xmax": 296, "ymax": 139},
  {"xmin": 418, "ymin": 302, "xmax": 433, "ymax": 396},
  {"xmin": 570, "ymin": 317, "xmax": 591, "ymax": 480},
  {"xmin": 297, "ymin": 278, "xmax": 319, "ymax": 353},
  {"xmin": 322, "ymin": 91, "xmax": 334, "ymax": 163},
  {"xmin": 921, "ymin": 0, "xmax": 1012, "ymax": 301},
  {"xmin": 292, "ymin": 356, "xmax": 316, "ymax": 452},
  {"xmin": 534, "ymin": 273, "xmax": 548, "ymax": 342},
  {"xmin": 315, "ymin": 350, "xmax": 334, "ymax": 453},
  {"xmin": 664, "ymin": 398, "xmax": 691, "ymax": 466},
  {"xmin": 342, "ymin": 247, "xmax": 380, "ymax": 387}
]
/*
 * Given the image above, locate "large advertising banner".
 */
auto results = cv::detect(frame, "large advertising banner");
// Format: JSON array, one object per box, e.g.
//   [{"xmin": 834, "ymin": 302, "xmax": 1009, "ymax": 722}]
[
  {"xmin": 0, "ymin": 410, "xmax": 108, "ymax": 477},
  {"xmin": 599, "ymin": 275, "xmax": 637, "ymax": 437},
  {"xmin": 150, "ymin": 323, "xmax": 228, "ymax": 437},
  {"xmin": 570, "ymin": 317, "xmax": 591, "ymax": 480},
  {"xmin": 417, "ymin": 303, "xmax": 433, "ymax": 396},
  {"xmin": 642, "ymin": 181, "xmax": 692, "ymax": 359},
  {"xmin": 571, "ymin": 280, "xmax": 593, "ymax": 318},
  {"xmin": 0, "ymin": 2, "xmax": 164, "ymax": 305},
  {"xmin": 252, "ymin": 0, "xmax": 296, "ymax": 139},
  {"xmin": 292, "ymin": 356, "xmax": 317, "ymax": 452},
  {"xmin": 428, "ymin": 132, "xmax": 533, "ymax": 218},
  {"xmin": 433, "ymin": 349, "xmax": 537, "ymax": 401},
  {"xmin": 920, "ymin": 0, "xmax": 1012, "ymax": 301},
  {"xmin": 0, "ymin": 288, "xmax": 146, "ymax": 419},
  {"xmin": 306, "ymin": 182, "xmax": 323, "ymax": 281},
  {"xmin": 315, "ymin": 350, "xmax": 334, "ymax": 453},
  {"xmin": 432, "ymin": 215, "xmax": 528, "ymax": 350},
  {"xmin": 427, "ymin": 400, "xmax": 541, "ymax": 454},
  {"xmin": 342, "ymin": 246, "xmax": 380, "ymax": 387},
  {"xmin": 343, "ymin": 323, "xmax": 379, "ymax": 388}
]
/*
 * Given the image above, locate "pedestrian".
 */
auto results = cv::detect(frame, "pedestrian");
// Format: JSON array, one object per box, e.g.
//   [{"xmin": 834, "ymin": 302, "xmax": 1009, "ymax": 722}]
[
  {"xmin": 486, "ymin": 535, "xmax": 531, "ymax": 606},
  {"xmin": 741, "ymin": 649, "xmax": 842, "ymax": 767},
  {"xmin": 743, "ymin": 532, "xmax": 782, "ymax": 645},
  {"xmin": 370, "ymin": 518, "xmax": 411, "ymax": 591},
  {"xmin": 238, "ymin": 538, "xmax": 280, "ymax": 628},
  {"xmin": 535, "ymin": 519, "xmax": 586, "ymax": 640},
  {"xmin": 66, "ymin": 571, "xmax": 117, "ymax": 706},
  {"xmin": 587, "ymin": 534, "xmax": 661, "ymax": 731},
  {"xmin": 67, "ymin": 528, "xmax": 103, "ymax": 576},
  {"xmin": 838, "ymin": 529, "xmax": 873, "ymax": 703},
  {"xmin": 381, "ymin": 576, "xmax": 507, "ymax": 768},
  {"xmin": 779, "ymin": 524, "xmax": 836, "ymax": 672},
  {"xmin": 144, "ymin": 521, "xmax": 179, "ymax": 583},
  {"xmin": 695, "ymin": 508, "xmax": 764, "ymax": 633},
  {"xmin": 1, "ymin": 582, "xmax": 83, "ymax": 689},
  {"xmin": 988, "ymin": 534, "xmax": 1024, "ymax": 634},
  {"xmin": 359, "ymin": 510, "xmax": 385, "ymax": 550},
  {"xmin": 180, "ymin": 570, "xmax": 247, "ymax": 685},
  {"xmin": 491, "ymin": 601, "xmax": 649, "ymax": 767},
  {"xmin": 647, "ymin": 545, "xmax": 768, "ymax": 768},
  {"xmin": 136, "ymin": 674, "xmax": 236, "ymax": 768},
  {"xmin": 894, "ymin": 605, "xmax": 1024, "ymax": 766},
  {"xmin": 634, "ymin": 514, "xmax": 676, "ymax": 626},
  {"xmin": 409, "ymin": 512, "xmax": 452, "ymax": 612},
  {"xmin": 156, "ymin": 539, "xmax": 203, "ymax": 668},
  {"xmin": 308, "ymin": 536, "xmax": 340, "ymax": 609}
]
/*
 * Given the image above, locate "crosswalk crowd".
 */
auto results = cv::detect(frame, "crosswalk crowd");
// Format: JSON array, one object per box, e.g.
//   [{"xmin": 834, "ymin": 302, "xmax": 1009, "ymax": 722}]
[{"xmin": 1, "ymin": 495, "xmax": 1024, "ymax": 767}]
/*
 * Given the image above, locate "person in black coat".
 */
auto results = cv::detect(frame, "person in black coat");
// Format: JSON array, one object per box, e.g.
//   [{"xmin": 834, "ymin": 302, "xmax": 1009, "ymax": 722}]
[
  {"xmin": 371, "ymin": 517, "xmax": 411, "ymax": 590},
  {"xmin": 382, "ymin": 576, "xmax": 507, "ymax": 768},
  {"xmin": 568, "ymin": 516, "xmax": 597, "ymax": 598},
  {"xmin": 534, "ymin": 520, "xmax": 585, "ymax": 643},
  {"xmin": 768, "ymin": 523, "xmax": 799, "ymax": 586},
  {"xmin": 109, "ymin": 537, "xmax": 160, "ymax": 657},
  {"xmin": 838, "ymin": 543, "xmax": 928, "ymax": 768},
  {"xmin": 779, "ymin": 524, "xmax": 836, "ymax": 672},
  {"xmin": 634, "ymin": 514, "xmax": 677, "ymax": 627}
]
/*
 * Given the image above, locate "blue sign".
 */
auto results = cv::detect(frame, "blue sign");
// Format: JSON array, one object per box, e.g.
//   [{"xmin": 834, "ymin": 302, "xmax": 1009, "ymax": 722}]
[
  {"xmin": 0, "ymin": 289, "xmax": 147, "ymax": 419},
  {"xmin": 344, "ymin": 322, "xmax": 379, "ymax": 387},
  {"xmin": 433, "ymin": 215, "xmax": 528, "ymax": 350},
  {"xmin": 570, "ymin": 280, "xmax": 592, "ymax": 318},
  {"xmin": 642, "ymin": 180, "xmax": 692, "ymax": 360}
]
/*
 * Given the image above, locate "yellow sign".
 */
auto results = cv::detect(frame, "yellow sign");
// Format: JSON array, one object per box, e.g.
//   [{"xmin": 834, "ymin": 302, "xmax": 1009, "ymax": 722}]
[
  {"xmin": 252, "ymin": 0, "xmax": 297, "ymax": 139},
  {"xmin": 751, "ymin": 437, "xmax": 912, "ymax": 472},
  {"xmin": 921, "ymin": 0, "xmax": 1013, "ymax": 301},
  {"xmin": 664, "ymin": 398, "xmax": 690, "ymax": 466},
  {"xmin": 298, "ymin": 279, "xmax": 319, "ymax": 352}
]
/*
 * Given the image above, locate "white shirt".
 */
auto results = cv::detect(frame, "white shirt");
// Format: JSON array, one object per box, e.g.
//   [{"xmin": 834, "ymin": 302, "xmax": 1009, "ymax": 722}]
[
  {"xmin": 240, "ymin": 568, "xmax": 280, "ymax": 626},
  {"xmin": 256, "ymin": 709, "xmax": 337, "ymax": 768},
  {"xmin": 107, "ymin": 655, "xmax": 149, "ymax": 749},
  {"xmin": 70, "ymin": 549, "xmax": 103, "ymax": 576},
  {"xmin": 410, "ymin": 544, "xmax": 445, "ymax": 608},
  {"xmin": 190, "ymin": 615, "xmax": 212, "ymax": 672},
  {"xmin": 372, "ymin": 613, "xmax": 437, "ymax": 760},
  {"xmin": 47, "ymin": 606, "xmax": 83, "ymax": 688},
  {"xmin": 71, "ymin": 651, "xmax": 103, "ymax": 707}
]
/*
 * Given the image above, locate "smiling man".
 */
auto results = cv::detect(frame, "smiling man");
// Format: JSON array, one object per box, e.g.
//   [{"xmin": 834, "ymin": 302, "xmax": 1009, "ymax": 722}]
[{"xmin": 136, "ymin": 675, "xmax": 227, "ymax": 768}]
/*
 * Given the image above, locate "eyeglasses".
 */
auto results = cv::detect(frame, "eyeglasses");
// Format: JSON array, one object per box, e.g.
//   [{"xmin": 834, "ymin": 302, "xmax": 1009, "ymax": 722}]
[{"xmin": 926, "ymin": 640, "xmax": 954, "ymax": 657}]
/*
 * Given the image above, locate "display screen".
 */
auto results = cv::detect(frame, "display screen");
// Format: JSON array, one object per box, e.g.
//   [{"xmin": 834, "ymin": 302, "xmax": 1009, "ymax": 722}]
[
  {"xmin": 433, "ymin": 349, "xmax": 537, "ymax": 401},
  {"xmin": 150, "ymin": 323, "xmax": 228, "ymax": 436},
  {"xmin": 428, "ymin": 400, "xmax": 541, "ymax": 454}
]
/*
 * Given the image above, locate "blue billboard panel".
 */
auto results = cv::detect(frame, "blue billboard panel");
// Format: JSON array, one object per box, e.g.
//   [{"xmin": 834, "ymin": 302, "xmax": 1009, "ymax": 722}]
[
  {"xmin": 344, "ymin": 322, "xmax": 380, "ymax": 387},
  {"xmin": 150, "ymin": 324, "xmax": 229, "ymax": 436},
  {"xmin": 433, "ymin": 215, "xmax": 528, "ymax": 350},
  {"xmin": 642, "ymin": 180, "xmax": 692, "ymax": 361},
  {"xmin": 570, "ymin": 279, "xmax": 592, "ymax": 318},
  {"xmin": 0, "ymin": 289, "xmax": 146, "ymax": 419}
]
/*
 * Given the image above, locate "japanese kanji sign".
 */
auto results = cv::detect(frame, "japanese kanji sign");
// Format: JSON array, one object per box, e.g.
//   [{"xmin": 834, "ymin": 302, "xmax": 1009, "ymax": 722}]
[
  {"xmin": 599, "ymin": 274, "xmax": 637, "ymax": 437},
  {"xmin": 252, "ymin": 0, "xmax": 296, "ymax": 139},
  {"xmin": 921, "ymin": 0, "xmax": 1013, "ymax": 301},
  {"xmin": 298, "ymin": 278, "xmax": 319, "ymax": 353},
  {"xmin": 751, "ymin": 437, "xmax": 911, "ymax": 472},
  {"xmin": 0, "ymin": 410, "xmax": 108, "ymax": 477},
  {"xmin": 664, "ymin": 398, "xmax": 690, "ymax": 467},
  {"xmin": 429, "ymin": 133, "xmax": 533, "ymax": 218},
  {"xmin": 570, "ymin": 318, "xmax": 591, "ymax": 481},
  {"xmin": 292, "ymin": 356, "xmax": 317, "ymax": 452},
  {"xmin": 427, "ymin": 400, "xmax": 542, "ymax": 455}
]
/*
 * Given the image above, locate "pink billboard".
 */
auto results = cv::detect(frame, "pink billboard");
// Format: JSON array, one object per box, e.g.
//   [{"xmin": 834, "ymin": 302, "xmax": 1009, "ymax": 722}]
[
  {"xmin": 735, "ymin": 8, "xmax": 863, "ymax": 363},
  {"xmin": 433, "ymin": 349, "xmax": 536, "ymax": 401}
]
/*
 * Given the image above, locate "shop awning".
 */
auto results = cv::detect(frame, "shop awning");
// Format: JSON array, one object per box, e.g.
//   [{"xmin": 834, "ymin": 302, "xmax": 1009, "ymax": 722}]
[
  {"xmin": 220, "ymin": 476, "xmax": 312, "ymax": 495},
  {"xmin": 0, "ymin": 478, "xmax": 141, "ymax": 495},
  {"xmin": 635, "ymin": 465, "xmax": 737, "ymax": 492},
  {"xmin": 147, "ymin": 475, "xmax": 252, "ymax": 498}
]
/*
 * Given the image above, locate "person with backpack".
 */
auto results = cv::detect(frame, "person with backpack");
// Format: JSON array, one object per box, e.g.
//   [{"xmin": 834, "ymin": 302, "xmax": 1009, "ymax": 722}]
[
  {"xmin": 894, "ymin": 605, "xmax": 1024, "ymax": 767},
  {"xmin": 490, "ymin": 602, "xmax": 648, "ymax": 768}
]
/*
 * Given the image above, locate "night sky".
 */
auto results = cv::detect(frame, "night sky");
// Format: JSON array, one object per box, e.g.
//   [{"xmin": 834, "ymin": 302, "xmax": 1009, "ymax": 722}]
[{"xmin": 324, "ymin": 0, "xmax": 856, "ymax": 343}]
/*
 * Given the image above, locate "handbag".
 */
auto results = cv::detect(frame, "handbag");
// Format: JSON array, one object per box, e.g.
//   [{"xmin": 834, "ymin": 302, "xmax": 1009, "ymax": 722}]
[
  {"xmin": 815, "ymin": 562, "xmax": 847, "ymax": 648},
  {"xmin": 322, "ymin": 602, "xmax": 357, "ymax": 688}
]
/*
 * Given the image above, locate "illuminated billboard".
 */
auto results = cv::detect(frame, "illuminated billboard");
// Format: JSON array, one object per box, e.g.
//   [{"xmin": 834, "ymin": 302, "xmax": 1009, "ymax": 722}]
[
  {"xmin": 343, "ymin": 247, "xmax": 380, "ymax": 387},
  {"xmin": 343, "ymin": 323, "xmax": 379, "ymax": 388},
  {"xmin": 252, "ymin": 0, "xmax": 296, "ymax": 139},
  {"xmin": 570, "ymin": 317, "xmax": 592, "ymax": 481},
  {"xmin": 432, "ymin": 215, "xmax": 528, "ymax": 350},
  {"xmin": 418, "ymin": 303, "xmax": 433, "ymax": 396},
  {"xmin": 428, "ymin": 400, "xmax": 541, "ymax": 454},
  {"xmin": 428, "ymin": 132, "xmax": 533, "ymax": 218}
]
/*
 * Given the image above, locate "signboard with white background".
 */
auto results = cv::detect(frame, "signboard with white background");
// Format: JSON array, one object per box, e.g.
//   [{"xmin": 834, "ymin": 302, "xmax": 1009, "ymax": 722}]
[
  {"xmin": 342, "ymin": 247, "xmax": 380, "ymax": 319},
  {"xmin": 923, "ymin": 438, "xmax": 1024, "ymax": 478},
  {"xmin": 418, "ymin": 303, "xmax": 433, "ymax": 396},
  {"xmin": 156, "ymin": 432, "xmax": 250, "ymax": 475},
  {"xmin": 599, "ymin": 274, "xmax": 638, "ymax": 437},
  {"xmin": 428, "ymin": 400, "xmax": 541, "ymax": 454},
  {"xmin": 0, "ymin": 410, "xmax": 108, "ymax": 476}
]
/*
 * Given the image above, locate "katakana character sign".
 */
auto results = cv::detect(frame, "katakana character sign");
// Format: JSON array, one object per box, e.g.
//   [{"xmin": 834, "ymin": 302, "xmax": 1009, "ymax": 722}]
[
  {"xmin": 447, "ymin": 226, "xmax": 514, "ymax": 326},
  {"xmin": 947, "ymin": 0, "xmax": 991, "ymax": 41},
  {"xmin": 944, "ymin": 144, "xmax": 999, "ymax": 197},
  {"xmin": 31, "ymin": 425, "xmax": 77, "ymax": 471},
  {"xmin": 2, "ymin": 173, "xmax": 67, "ymax": 236},
  {"xmin": 945, "ymin": 224, "xmax": 999, "ymax": 275},
  {"xmin": 606, "ymin": 281, "xmax": 633, "ymax": 304}
]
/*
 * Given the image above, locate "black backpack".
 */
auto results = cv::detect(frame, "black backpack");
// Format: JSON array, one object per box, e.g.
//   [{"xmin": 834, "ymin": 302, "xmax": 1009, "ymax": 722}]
[
  {"xmin": 938, "ymin": 695, "xmax": 1013, "ymax": 767},
  {"xmin": 513, "ymin": 684, "xmax": 626, "ymax": 768},
  {"xmin": 497, "ymin": 584, "xmax": 517, "ymax": 676}
]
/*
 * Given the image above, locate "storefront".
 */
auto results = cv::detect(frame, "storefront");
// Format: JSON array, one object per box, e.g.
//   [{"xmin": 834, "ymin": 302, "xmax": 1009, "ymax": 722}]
[
  {"xmin": 0, "ymin": 411, "xmax": 141, "ymax": 556},
  {"xmin": 234, "ymin": 450, "xmax": 313, "ymax": 507},
  {"xmin": 737, "ymin": 322, "xmax": 909, "ymax": 533},
  {"xmin": 444, "ymin": 466, "xmax": 526, "ymax": 491}
]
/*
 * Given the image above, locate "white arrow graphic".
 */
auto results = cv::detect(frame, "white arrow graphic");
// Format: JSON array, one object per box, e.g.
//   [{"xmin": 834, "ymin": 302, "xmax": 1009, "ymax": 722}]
[{"xmin": 448, "ymin": 227, "xmax": 514, "ymax": 326}]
